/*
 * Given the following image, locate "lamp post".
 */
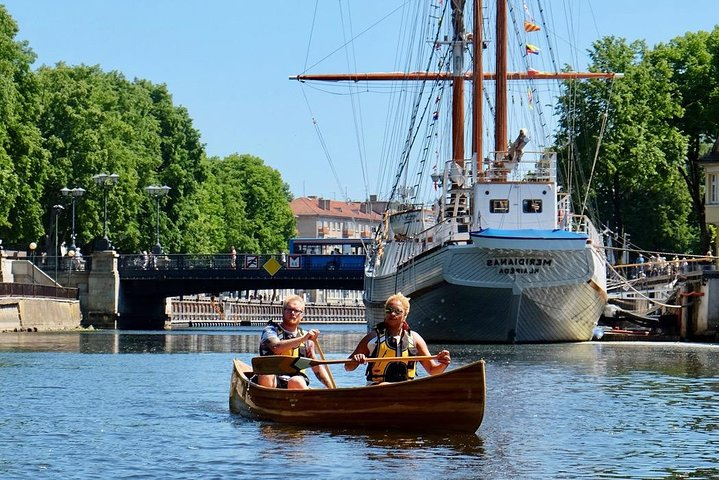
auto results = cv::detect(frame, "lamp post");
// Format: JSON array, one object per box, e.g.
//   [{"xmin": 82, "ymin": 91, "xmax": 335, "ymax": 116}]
[
  {"xmin": 92, "ymin": 173, "xmax": 119, "ymax": 250},
  {"xmin": 29, "ymin": 242, "xmax": 37, "ymax": 292},
  {"xmin": 53, "ymin": 204, "xmax": 65, "ymax": 282},
  {"xmin": 60, "ymin": 186, "xmax": 86, "ymax": 252},
  {"xmin": 144, "ymin": 185, "xmax": 171, "ymax": 255}
]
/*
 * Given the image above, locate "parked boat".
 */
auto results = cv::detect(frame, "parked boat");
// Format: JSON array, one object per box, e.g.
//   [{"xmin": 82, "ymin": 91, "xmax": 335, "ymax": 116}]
[
  {"xmin": 293, "ymin": 1, "xmax": 620, "ymax": 342},
  {"xmin": 229, "ymin": 359, "xmax": 486, "ymax": 433}
]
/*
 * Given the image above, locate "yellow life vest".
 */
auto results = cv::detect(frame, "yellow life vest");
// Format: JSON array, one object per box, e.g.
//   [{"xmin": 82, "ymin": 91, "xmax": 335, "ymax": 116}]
[{"xmin": 366, "ymin": 326, "xmax": 418, "ymax": 383}]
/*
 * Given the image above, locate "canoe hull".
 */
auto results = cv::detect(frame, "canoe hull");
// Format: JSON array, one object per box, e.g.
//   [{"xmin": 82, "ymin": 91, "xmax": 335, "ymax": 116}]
[{"xmin": 229, "ymin": 359, "xmax": 486, "ymax": 433}]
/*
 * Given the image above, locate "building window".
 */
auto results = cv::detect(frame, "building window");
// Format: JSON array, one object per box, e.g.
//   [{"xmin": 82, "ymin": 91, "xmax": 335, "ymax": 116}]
[
  {"xmin": 522, "ymin": 199, "xmax": 542, "ymax": 213},
  {"xmin": 490, "ymin": 199, "xmax": 509, "ymax": 213},
  {"xmin": 710, "ymin": 174, "xmax": 718, "ymax": 205}
]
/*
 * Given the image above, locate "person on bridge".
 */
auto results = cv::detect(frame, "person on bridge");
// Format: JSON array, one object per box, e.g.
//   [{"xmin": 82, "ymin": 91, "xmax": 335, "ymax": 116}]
[
  {"xmin": 255, "ymin": 295, "xmax": 333, "ymax": 389},
  {"xmin": 344, "ymin": 292, "xmax": 451, "ymax": 384}
]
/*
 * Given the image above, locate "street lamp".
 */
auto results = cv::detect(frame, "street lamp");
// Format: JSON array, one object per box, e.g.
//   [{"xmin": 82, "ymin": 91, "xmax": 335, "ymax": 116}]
[
  {"xmin": 60, "ymin": 186, "xmax": 86, "ymax": 251},
  {"xmin": 53, "ymin": 204, "xmax": 65, "ymax": 281},
  {"xmin": 144, "ymin": 185, "xmax": 171, "ymax": 255},
  {"xmin": 92, "ymin": 173, "xmax": 119, "ymax": 250}
]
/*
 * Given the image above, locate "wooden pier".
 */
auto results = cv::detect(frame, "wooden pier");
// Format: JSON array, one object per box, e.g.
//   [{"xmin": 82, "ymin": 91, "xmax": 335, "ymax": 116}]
[{"xmin": 167, "ymin": 297, "xmax": 365, "ymax": 328}]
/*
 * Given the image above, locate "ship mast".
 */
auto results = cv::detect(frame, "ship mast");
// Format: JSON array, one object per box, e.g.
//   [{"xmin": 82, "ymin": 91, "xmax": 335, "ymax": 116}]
[
  {"xmin": 494, "ymin": 0, "xmax": 507, "ymax": 158},
  {"xmin": 472, "ymin": 0, "xmax": 483, "ymax": 174},
  {"xmin": 291, "ymin": 0, "xmax": 621, "ymax": 183},
  {"xmin": 450, "ymin": 0, "xmax": 466, "ymax": 171}
]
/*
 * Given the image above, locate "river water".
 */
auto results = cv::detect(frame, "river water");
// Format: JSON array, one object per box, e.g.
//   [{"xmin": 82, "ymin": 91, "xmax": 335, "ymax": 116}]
[{"xmin": 1, "ymin": 325, "xmax": 717, "ymax": 479}]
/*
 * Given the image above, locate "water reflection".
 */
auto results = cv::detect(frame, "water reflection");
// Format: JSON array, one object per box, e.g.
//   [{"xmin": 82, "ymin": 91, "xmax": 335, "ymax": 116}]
[
  {"xmin": 0, "ymin": 329, "xmax": 365, "ymax": 355},
  {"xmin": 250, "ymin": 421, "xmax": 485, "ymax": 460}
]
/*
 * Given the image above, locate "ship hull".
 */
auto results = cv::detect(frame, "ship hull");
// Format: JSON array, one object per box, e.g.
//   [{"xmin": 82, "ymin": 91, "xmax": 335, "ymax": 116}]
[{"xmin": 364, "ymin": 232, "xmax": 607, "ymax": 343}]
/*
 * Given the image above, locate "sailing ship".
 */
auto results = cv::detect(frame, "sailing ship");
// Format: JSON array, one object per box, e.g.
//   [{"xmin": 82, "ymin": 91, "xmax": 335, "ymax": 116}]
[{"xmin": 293, "ymin": 1, "xmax": 620, "ymax": 342}]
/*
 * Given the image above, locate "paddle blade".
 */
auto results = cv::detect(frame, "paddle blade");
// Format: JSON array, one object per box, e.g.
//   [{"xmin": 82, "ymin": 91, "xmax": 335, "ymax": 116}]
[{"xmin": 251, "ymin": 355, "xmax": 314, "ymax": 375}]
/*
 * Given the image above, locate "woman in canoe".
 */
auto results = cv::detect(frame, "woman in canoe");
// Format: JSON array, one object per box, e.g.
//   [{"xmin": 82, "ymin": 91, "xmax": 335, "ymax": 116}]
[
  {"xmin": 345, "ymin": 293, "xmax": 451, "ymax": 384},
  {"xmin": 256, "ymin": 295, "xmax": 333, "ymax": 389}
]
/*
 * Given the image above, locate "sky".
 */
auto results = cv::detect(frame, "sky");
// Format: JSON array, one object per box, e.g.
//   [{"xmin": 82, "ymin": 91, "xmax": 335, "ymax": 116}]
[{"xmin": 2, "ymin": 1, "xmax": 718, "ymax": 202}]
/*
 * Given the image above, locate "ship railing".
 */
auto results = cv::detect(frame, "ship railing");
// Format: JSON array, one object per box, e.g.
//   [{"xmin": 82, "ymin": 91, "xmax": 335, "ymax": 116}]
[{"xmin": 478, "ymin": 150, "xmax": 557, "ymax": 183}]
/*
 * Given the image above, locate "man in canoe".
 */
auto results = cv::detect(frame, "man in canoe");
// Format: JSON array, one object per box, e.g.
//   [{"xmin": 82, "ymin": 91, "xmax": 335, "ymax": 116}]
[
  {"xmin": 345, "ymin": 293, "xmax": 451, "ymax": 384},
  {"xmin": 256, "ymin": 295, "xmax": 333, "ymax": 389}
]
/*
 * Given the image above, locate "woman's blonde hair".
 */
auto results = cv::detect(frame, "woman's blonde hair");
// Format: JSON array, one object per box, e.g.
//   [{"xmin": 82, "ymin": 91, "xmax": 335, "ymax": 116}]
[{"xmin": 385, "ymin": 292, "xmax": 410, "ymax": 315}]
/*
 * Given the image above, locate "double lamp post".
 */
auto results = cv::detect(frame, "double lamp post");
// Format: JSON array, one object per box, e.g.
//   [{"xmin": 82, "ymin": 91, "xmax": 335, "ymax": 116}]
[{"xmin": 30, "ymin": 174, "xmax": 173, "ymax": 284}]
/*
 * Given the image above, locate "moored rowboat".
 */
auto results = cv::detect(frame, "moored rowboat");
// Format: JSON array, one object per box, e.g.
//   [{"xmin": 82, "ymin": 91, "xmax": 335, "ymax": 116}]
[{"xmin": 229, "ymin": 358, "xmax": 486, "ymax": 433}]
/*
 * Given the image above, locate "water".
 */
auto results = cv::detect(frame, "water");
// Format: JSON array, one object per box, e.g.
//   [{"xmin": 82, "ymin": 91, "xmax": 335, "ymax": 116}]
[{"xmin": 1, "ymin": 326, "xmax": 718, "ymax": 479}]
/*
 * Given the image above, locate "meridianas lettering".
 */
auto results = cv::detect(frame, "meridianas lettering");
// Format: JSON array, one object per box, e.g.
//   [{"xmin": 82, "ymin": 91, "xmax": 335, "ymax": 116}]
[{"xmin": 486, "ymin": 258, "xmax": 553, "ymax": 267}]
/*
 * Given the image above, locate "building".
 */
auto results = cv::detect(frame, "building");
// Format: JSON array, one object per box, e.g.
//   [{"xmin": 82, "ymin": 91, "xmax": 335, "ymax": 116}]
[
  {"xmin": 289, "ymin": 196, "xmax": 384, "ymax": 304},
  {"xmin": 290, "ymin": 196, "xmax": 384, "ymax": 239}
]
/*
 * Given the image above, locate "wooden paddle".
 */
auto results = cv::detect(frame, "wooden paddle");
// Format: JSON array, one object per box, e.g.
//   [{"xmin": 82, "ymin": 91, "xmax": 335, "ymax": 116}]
[
  {"xmin": 313, "ymin": 338, "xmax": 337, "ymax": 389},
  {"xmin": 252, "ymin": 355, "xmax": 437, "ymax": 375}
]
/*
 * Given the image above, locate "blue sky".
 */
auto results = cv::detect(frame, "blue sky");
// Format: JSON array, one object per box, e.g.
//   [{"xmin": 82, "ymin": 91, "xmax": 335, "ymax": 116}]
[{"xmin": 2, "ymin": 1, "xmax": 718, "ymax": 201}]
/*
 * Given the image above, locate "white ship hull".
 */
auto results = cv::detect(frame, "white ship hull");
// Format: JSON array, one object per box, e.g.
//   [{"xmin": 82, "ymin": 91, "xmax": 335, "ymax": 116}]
[{"xmin": 364, "ymin": 229, "xmax": 607, "ymax": 343}]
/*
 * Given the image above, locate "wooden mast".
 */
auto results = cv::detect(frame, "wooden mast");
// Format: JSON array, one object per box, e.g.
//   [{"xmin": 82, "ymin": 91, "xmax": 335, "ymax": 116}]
[
  {"xmin": 451, "ymin": 0, "xmax": 466, "ymax": 171},
  {"xmin": 495, "ymin": 0, "xmax": 508, "ymax": 157},
  {"xmin": 472, "ymin": 0, "xmax": 483, "ymax": 176}
]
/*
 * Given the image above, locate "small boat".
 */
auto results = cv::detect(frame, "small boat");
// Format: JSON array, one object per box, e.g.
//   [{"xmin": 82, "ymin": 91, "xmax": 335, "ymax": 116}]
[{"xmin": 229, "ymin": 358, "xmax": 486, "ymax": 433}]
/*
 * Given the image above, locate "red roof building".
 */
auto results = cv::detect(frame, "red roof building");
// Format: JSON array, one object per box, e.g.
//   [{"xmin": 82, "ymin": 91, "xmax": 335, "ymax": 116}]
[{"xmin": 290, "ymin": 196, "xmax": 384, "ymax": 239}]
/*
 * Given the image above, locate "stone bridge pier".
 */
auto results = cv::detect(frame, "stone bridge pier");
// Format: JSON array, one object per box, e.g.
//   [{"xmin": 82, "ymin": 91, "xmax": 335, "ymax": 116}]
[{"xmin": 86, "ymin": 250, "xmax": 120, "ymax": 329}]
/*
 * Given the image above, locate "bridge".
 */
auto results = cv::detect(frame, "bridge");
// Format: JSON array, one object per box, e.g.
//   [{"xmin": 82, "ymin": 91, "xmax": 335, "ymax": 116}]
[{"xmin": 26, "ymin": 251, "xmax": 365, "ymax": 329}]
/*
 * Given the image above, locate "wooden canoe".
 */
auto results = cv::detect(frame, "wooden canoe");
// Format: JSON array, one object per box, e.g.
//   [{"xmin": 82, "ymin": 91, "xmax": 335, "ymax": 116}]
[{"xmin": 229, "ymin": 358, "xmax": 486, "ymax": 433}]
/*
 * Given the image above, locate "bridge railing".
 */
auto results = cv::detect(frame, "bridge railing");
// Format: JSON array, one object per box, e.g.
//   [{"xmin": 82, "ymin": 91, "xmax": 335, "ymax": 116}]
[
  {"xmin": 117, "ymin": 253, "xmax": 366, "ymax": 273},
  {"xmin": 0, "ymin": 282, "xmax": 79, "ymax": 299}
]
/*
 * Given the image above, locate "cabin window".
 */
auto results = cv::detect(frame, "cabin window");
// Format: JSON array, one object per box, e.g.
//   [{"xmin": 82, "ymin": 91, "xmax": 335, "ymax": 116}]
[
  {"xmin": 490, "ymin": 199, "xmax": 509, "ymax": 213},
  {"xmin": 522, "ymin": 199, "xmax": 543, "ymax": 213}
]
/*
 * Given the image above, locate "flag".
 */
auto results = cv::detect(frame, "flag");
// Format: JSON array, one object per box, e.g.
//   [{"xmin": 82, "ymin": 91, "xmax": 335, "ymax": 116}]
[
  {"xmin": 527, "ymin": 67, "xmax": 541, "ymax": 76},
  {"xmin": 525, "ymin": 43, "xmax": 540, "ymax": 55},
  {"xmin": 524, "ymin": 20, "xmax": 540, "ymax": 32}
]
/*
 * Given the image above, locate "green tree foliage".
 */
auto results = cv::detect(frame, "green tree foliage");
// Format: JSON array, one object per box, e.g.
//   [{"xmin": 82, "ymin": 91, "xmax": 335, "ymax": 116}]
[
  {"xmin": 556, "ymin": 36, "xmax": 695, "ymax": 254},
  {"xmin": 210, "ymin": 154, "xmax": 295, "ymax": 253},
  {"xmin": 0, "ymin": 7, "xmax": 311, "ymax": 258},
  {"xmin": 35, "ymin": 63, "xmax": 163, "ymax": 253},
  {"xmin": 0, "ymin": 6, "xmax": 48, "ymax": 247},
  {"xmin": 650, "ymin": 28, "xmax": 719, "ymax": 252},
  {"xmin": 32, "ymin": 64, "xmax": 295, "ymax": 254}
]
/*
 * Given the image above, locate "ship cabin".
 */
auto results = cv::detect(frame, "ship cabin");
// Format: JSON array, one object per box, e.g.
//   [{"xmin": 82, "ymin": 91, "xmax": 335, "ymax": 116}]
[{"xmin": 472, "ymin": 151, "xmax": 566, "ymax": 231}]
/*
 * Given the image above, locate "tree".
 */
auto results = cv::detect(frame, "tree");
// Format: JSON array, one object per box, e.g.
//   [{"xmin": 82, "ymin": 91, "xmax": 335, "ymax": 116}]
[
  {"xmin": 35, "ymin": 64, "xmax": 163, "ymax": 253},
  {"xmin": 0, "ymin": 6, "xmax": 49, "ymax": 248},
  {"xmin": 1, "ymin": 7, "xmax": 297, "ymax": 256},
  {"xmin": 556, "ymin": 36, "xmax": 694, "ymax": 254},
  {"xmin": 211, "ymin": 154, "xmax": 295, "ymax": 253},
  {"xmin": 650, "ymin": 28, "xmax": 719, "ymax": 253}
]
